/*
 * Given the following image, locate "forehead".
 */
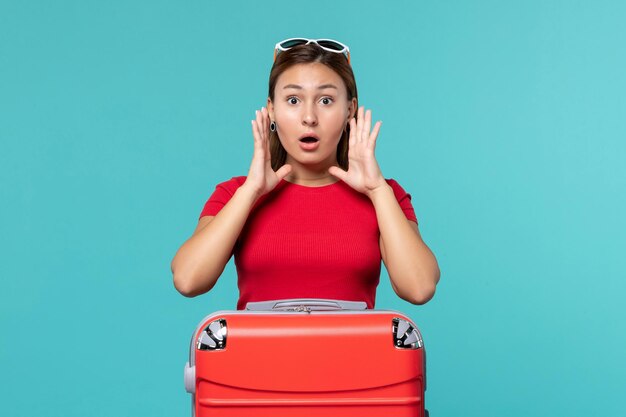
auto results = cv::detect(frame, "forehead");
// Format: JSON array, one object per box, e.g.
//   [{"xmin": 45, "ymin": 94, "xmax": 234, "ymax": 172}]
[{"xmin": 275, "ymin": 63, "xmax": 346, "ymax": 93}]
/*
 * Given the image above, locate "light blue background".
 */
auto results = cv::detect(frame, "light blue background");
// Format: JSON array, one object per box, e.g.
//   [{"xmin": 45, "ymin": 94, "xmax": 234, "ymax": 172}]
[{"xmin": 1, "ymin": 1, "xmax": 625, "ymax": 416}]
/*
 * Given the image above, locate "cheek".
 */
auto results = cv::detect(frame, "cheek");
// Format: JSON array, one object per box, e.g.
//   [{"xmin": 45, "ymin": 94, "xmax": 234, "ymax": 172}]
[
  {"xmin": 274, "ymin": 107, "xmax": 298, "ymax": 127},
  {"xmin": 327, "ymin": 112, "xmax": 348, "ymax": 131}
]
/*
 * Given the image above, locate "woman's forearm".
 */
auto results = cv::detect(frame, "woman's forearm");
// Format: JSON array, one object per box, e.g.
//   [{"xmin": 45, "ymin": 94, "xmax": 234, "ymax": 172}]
[
  {"xmin": 368, "ymin": 184, "xmax": 440, "ymax": 304},
  {"xmin": 171, "ymin": 185, "xmax": 260, "ymax": 297}
]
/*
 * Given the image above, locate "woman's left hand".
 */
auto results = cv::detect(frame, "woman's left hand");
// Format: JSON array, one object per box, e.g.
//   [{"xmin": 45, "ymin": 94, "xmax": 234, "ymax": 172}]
[{"xmin": 328, "ymin": 106, "xmax": 387, "ymax": 198}]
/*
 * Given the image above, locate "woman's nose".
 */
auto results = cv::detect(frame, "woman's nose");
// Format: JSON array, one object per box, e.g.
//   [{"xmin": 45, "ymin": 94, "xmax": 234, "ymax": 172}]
[{"xmin": 302, "ymin": 105, "xmax": 318, "ymax": 126}]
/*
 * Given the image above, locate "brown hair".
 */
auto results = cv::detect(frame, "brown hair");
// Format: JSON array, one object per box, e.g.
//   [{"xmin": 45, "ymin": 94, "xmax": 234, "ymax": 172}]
[{"xmin": 268, "ymin": 43, "xmax": 358, "ymax": 171}]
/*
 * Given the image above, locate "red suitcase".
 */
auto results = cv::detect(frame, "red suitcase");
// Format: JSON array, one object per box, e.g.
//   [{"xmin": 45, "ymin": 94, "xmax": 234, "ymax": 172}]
[{"xmin": 184, "ymin": 299, "xmax": 428, "ymax": 417}]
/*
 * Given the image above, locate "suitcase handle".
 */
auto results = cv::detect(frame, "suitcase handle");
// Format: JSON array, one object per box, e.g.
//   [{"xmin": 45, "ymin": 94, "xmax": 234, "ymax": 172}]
[{"xmin": 245, "ymin": 298, "xmax": 368, "ymax": 311}]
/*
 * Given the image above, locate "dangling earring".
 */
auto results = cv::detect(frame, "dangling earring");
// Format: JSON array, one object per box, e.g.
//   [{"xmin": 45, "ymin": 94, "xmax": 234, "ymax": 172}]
[{"xmin": 270, "ymin": 121, "xmax": 276, "ymax": 132}]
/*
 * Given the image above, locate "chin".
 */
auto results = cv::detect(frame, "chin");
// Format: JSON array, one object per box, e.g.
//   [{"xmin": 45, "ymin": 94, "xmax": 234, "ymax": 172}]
[{"xmin": 288, "ymin": 152, "xmax": 334, "ymax": 166}]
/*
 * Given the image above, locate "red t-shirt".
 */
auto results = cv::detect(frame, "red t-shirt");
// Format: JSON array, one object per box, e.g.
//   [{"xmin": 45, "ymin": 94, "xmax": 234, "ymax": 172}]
[{"xmin": 200, "ymin": 176, "xmax": 418, "ymax": 310}]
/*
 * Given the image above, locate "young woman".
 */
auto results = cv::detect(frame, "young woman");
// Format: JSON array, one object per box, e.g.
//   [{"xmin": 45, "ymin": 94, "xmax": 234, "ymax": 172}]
[{"xmin": 171, "ymin": 38, "xmax": 440, "ymax": 309}]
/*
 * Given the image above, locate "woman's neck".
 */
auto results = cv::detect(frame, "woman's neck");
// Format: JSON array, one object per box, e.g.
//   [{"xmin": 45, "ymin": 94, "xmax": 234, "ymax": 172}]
[
  {"xmin": 284, "ymin": 157, "xmax": 340, "ymax": 186},
  {"xmin": 284, "ymin": 173, "xmax": 338, "ymax": 186}
]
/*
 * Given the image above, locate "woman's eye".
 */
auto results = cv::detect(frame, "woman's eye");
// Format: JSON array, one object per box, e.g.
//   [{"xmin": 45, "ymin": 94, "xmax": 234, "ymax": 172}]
[
  {"xmin": 288, "ymin": 97, "xmax": 299, "ymax": 105},
  {"xmin": 321, "ymin": 97, "xmax": 333, "ymax": 105}
]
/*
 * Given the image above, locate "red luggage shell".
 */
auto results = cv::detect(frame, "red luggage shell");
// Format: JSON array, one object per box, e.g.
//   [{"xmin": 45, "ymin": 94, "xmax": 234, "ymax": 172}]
[{"xmin": 184, "ymin": 299, "xmax": 426, "ymax": 417}]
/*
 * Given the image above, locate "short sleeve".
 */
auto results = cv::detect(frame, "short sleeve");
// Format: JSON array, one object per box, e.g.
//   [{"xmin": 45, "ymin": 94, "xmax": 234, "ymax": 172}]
[
  {"xmin": 199, "ymin": 176, "xmax": 247, "ymax": 219},
  {"xmin": 386, "ymin": 178, "xmax": 418, "ymax": 224}
]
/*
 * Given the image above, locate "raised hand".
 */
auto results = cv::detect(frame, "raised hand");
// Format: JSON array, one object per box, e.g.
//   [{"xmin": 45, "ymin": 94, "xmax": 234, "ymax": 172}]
[
  {"xmin": 244, "ymin": 107, "xmax": 292, "ymax": 198},
  {"xmin": 328, "ymin": 106, "xmax": 387, "ymax": 197}
]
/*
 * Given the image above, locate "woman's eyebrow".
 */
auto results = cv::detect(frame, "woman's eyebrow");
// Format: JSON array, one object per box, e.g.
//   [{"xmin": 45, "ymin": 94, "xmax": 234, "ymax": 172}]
[{"xmin": 283, "ymin": 83, "xmax": 338, "ymax": 90}]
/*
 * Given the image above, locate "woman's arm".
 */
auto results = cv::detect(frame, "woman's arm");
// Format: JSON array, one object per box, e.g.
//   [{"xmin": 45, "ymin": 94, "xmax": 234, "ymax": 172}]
[
  {"xmin": 368, "ymin": 184, "xmax": 440, "ymax": 304},
  {"xmin": 171, "ymin": 106, "xmax": 291, "ymax": 297},
  {"xmin": 171, "ymin": 184, "xmax": 260, "ymax": 297},
  {"xmin": 328, "ymin": 106, "xmax": 440, "ymax": 304}
]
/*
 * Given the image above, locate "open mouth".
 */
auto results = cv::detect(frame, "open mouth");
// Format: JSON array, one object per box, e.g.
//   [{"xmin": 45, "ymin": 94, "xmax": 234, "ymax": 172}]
[{"xmin": 298, "ymin": 135, "xmax": 321, "ymax": 151}]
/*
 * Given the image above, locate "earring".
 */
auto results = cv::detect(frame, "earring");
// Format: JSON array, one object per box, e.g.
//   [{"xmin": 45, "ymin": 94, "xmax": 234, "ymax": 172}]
[{"xmin": 270, "ymin": 121, "xmax": 276, "ymax": 132}]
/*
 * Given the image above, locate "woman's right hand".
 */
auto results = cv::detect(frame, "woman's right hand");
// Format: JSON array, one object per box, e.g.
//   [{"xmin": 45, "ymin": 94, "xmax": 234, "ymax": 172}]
[
  {"xmin": 172, "ymin": 107, "xmax": 291, "ymax": 298},
  {"xmin": 243, "ymin": 107, "xmax": 292, "ymax": 198}
]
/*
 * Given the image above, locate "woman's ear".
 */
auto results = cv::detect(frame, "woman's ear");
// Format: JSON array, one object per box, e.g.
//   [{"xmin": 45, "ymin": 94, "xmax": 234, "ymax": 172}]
[
  {"xmin": 267, "ymin": 97, "xmax": 275, "ymax": 120},
  {"xmin": 348, "ymin": 97, "xmax": 357, "ymax": 120}
]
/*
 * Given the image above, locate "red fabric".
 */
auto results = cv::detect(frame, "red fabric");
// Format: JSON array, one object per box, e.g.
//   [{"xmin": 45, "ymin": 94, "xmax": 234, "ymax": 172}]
[{"xmin": 200, "ymin": 176, "xmax": 418, "ymax": 310}]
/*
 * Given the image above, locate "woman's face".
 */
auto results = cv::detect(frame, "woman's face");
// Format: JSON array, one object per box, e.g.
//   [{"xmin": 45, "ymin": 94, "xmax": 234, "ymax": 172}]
[{"xmin": 268, "ymin": 63, "xmax": 356, "ymax": 169}]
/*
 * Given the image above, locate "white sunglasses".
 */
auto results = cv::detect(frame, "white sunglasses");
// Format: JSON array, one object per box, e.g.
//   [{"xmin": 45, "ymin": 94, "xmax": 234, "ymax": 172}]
[{"xmin": 274, "ymin": 38, "xmax": 351, "ymax": 64}]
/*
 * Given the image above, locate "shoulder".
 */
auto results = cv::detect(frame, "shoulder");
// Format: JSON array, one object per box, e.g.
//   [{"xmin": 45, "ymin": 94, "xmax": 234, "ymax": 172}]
[
  {"xmin": 384, "ymin": 178, "xmax": 418, "ymax": 223},
  {"xmin": 384, "ymin": 178, "xmax": 411, "ymax": 198},
  {"xmin": 213, "ymin": 175, "xmax": 247, "ymax": 195},
  {"xmin": 199, "ymin": 176, "xmax": 247, "ymax": 219}
]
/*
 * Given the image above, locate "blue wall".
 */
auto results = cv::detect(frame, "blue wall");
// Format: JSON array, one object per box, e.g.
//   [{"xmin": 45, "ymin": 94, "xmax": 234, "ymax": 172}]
[{"xmin": 1, "ymin": 1, "xmax": 624, "ymax": 415}]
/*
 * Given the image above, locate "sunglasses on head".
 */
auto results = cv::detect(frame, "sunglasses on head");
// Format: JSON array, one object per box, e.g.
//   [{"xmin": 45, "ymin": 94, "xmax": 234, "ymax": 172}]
[{"xmin": 274, "ymin": 38, "xmax": 351, "ymax": 64}]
